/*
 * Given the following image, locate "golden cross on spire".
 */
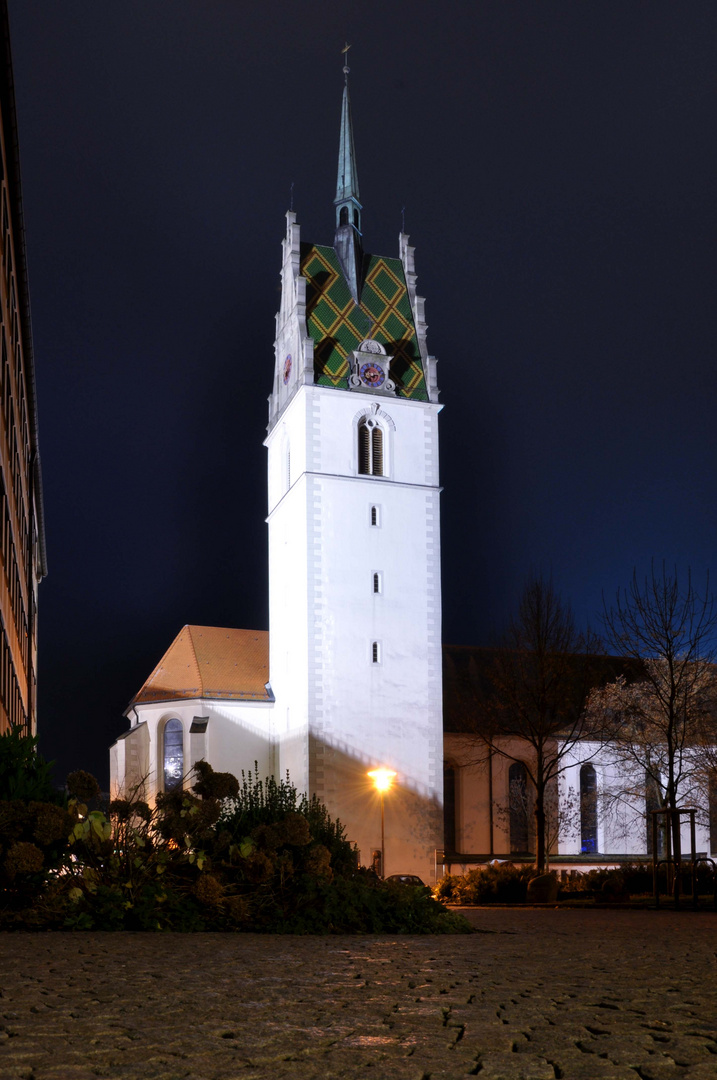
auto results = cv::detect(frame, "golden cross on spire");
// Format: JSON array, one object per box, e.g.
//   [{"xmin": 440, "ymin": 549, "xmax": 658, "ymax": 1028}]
[{"xmin": 342, "ymin": 41, "xmax": 351, "ymax": 80}]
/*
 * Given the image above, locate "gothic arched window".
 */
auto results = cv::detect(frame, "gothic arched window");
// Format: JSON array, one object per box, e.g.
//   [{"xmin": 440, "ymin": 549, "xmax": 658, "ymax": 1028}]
[
  {"xmin": 509, "ymin": 761, "xmax": 530, "ymax": 854},
  {"xmin": 580, "ymin": 763, "xmax": 598, "ymax": 854},
  {"xmin": 339, "ymin": 206, "xmax": 348, "ymax": 226},
  {"xmin": 709, "ymin": 772, "xmax": 717, "ymax": 855},
  {"xmin": 645, "ymin": 772, "xmax": 663, "ymax": 856},
  {"xmin": 358, "ymin": 418, "xmax": 384, "ymax": 476},
  {"xmin": 163, "ymin": 718, "xmax": 184, "ymax": 791}
]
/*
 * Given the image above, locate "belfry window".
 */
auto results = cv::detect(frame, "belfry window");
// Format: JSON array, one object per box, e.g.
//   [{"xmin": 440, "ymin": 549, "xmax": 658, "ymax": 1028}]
[
  {"xmin": 358, "ymin": 419, "xmax": 384, "ymax": 476},
  {"xmin": 339, "ymin": 206, "xmax": 348, "ymax": 226},
  {"xmin": 163, "ymin": 718, "xmax": 184, "ymax": 791}
]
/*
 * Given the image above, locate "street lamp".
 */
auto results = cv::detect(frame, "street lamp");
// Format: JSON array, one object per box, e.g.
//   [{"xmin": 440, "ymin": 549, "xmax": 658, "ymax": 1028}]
[{"xmin": 367, "ymin": 768, "xmax": 396, "ymax": 878}]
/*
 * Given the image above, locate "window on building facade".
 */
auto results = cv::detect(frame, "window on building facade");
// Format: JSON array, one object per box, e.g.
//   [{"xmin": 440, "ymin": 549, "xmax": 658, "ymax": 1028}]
[
  {"xmin": 370, "ymin": 505, "xmax": 380, "ymax": 527},
  {"xmin": 508, "ymin": 761, "xmax": 530, "ymax": 854},
  {"xmin": 580, "ymin": 763, "xmax": 598, "ymax": 854},
  {"xmin": 371, "ymin": 641, "xmax": 381, "ymax": 664},
  {"xmin": 645, "ymin": 773, "xmax": 664, "ymax": 856},
  {"xmin": 373, "ymin": 572, "xmax": 381, "ymax": 595},
  {"xmin": 443, "ymin": 764, "xmax": 457, "ymax": 853},
  {"xmin": 163, "ymin": 718, "xmax": 184, "ymax": 791},
  {"xmin": 358, "ymin": 419, "xmax": 384, "ymax": 476}
]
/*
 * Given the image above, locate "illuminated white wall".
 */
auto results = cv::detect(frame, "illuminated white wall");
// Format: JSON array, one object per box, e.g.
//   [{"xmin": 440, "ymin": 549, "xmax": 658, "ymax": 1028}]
[
  {"xmin": 109, "ymin": 698, "xmax": 274, "ymax": 802},
  {"xmin": 266, "ymin": 213, "xmax": 444, "ymax": 881}
]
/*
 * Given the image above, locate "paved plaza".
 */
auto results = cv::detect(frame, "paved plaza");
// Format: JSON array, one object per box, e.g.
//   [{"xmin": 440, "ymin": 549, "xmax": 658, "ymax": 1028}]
[{"xmin": 0, "ymin": 908, "xmax": 716, "ymax": 1079}]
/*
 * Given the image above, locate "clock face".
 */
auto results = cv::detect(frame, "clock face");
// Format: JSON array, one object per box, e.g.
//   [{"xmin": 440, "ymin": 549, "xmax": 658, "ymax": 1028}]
[
  {"xmin": 360, "ymin": 362, "xmax": 385, "ymax": 388},
  {"xmin": 283, "ymin": 354, "xmax": 292, "ymax": 384}
]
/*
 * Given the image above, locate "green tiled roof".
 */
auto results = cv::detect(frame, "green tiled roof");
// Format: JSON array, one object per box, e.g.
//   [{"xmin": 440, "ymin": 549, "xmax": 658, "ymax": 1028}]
[{"xmin": 300, "ymin": 243, "xmax": 428, "ymax": 400}]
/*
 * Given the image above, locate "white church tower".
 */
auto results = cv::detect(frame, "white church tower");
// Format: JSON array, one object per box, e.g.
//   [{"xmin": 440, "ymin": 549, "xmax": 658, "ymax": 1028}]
[{"xmin": 266, "ymin": 60, "xmax": 444, "ymax": 880}]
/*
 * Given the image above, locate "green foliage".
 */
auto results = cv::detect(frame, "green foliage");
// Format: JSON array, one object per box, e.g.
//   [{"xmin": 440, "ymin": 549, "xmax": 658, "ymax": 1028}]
[
  {"xmin": 0, "ymin": 799, "xmax": 74, "ymax": 916},
  {"xmin": 563, "ymin": 862, "xmax": 715, "ymax": 898},
  {"xmin": 435, "ymin": 863, "xmax": 539, "ymax": 904},
  {"xmin": 0, "ymin": 726, "xmax": 60, "ymax": 803},
  {"xmin": 0, "ymin": 761, "xmax": 471, "ymax": 934},
  {"xmin": 66, "ymin": 770, "xmax": 101, "ymax": 802},
  {"xmin": 220, "ymin": 765, "xmax": 358, "ymax": 876}
]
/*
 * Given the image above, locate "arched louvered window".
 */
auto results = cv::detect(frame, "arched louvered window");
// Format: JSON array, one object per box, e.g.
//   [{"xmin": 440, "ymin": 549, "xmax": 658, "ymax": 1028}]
[
  {"xmin": 358, "ymin": 418, "xmax": 384, "ymax": 476},
  {"xmin": 163, "ymin": 718, "xmax": 184, "ymax": 791},
  {"xmin": 339, "ymin": 206, "xmax": 348, "ymax": 225},
  {"xmin": 580, "ymin": 763, "xmax": 598, "ymax": 854},
  {"xmin": 509, "ymin": 761, "xmax": 530, "ymax": 854}
]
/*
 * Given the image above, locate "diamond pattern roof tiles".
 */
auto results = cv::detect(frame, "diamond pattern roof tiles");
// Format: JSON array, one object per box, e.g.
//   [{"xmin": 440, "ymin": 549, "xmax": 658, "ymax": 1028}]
[{"xmin": 300, "ymin": 243, "xmax": 428, "ymax": 400}]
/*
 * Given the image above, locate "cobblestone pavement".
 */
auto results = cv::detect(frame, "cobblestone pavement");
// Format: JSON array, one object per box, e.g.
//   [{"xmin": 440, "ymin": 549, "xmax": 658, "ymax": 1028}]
[{"xmin": 1, "ymin": 909, "xmax": 716, "ymax": 1079}]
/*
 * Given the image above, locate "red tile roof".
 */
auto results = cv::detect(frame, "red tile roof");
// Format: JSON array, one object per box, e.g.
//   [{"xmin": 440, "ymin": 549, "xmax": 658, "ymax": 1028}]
[{"xmin": 131, "ymin": 625, "xmax": 271, "ymax": 705}]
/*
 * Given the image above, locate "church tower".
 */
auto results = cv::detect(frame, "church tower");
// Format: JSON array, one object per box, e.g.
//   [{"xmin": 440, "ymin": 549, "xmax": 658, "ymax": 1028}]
[{"xmin": 266, "ymin": 59, "xmax": 444, "ymax": 881}]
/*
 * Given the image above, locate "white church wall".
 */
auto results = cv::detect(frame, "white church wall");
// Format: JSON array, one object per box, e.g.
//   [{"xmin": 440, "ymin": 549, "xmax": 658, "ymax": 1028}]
[
  {"xmin": 111, "ymin": 699, "xmax": 274, "ymax": 803},
  {"xmin": 265, "ymin": 379, "xmax": 444, "ymax": 881}
]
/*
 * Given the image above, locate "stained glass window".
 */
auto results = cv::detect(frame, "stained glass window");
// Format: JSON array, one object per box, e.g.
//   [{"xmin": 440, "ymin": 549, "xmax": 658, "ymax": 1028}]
[{"xmin": 163, "ymin": 718, "xmax": 183, "ymax": 791}]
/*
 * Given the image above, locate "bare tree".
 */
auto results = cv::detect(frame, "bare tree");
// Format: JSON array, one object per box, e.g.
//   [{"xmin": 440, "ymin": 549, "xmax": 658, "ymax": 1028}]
[
  {"xmin": 460, "ymin": 577, "xmax": 601, "ymax": 871},
  {"xmin": 588, "ymin": 563, "xmax": 717, "ymax": 857}
]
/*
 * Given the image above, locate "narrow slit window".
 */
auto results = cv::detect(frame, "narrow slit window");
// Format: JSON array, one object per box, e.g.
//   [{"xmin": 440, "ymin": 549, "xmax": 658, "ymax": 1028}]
[
  {"xmin": 370, "ymin": 505, "xmax": 379, "ymax": 527},
  {"xmin": 373, "ymin": 572, "xmax": 381, "ymax": 594},
  {"xmin": 371, "ymin": 641, "xmax": 381, "ymax": 664}
]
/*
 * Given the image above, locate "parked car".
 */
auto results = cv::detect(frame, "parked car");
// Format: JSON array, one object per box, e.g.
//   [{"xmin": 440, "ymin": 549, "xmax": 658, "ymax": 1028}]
[{"xmin": 385, "ymin": 874, "xmax": 428, "ymax": 888}]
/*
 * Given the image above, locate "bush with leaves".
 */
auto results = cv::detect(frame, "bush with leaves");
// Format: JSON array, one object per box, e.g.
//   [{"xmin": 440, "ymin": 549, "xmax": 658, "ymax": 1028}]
[
  {"xmin": 2, "ymin": 761, "xmax": 471, "ymax": 933},
  {"xmin": 435, "ymin": 863, "xmax": 540, "ymax": 905},
  {"xmin": 0, "ymin": 725, "xmax": 61, "ymax": 803}
]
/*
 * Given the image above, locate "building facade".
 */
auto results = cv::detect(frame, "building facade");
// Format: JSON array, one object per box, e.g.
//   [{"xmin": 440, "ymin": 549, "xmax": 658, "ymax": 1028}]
[
  {"xmin": 111, "ymin": 67, "xmax": 444, "ymax": 882},
  {"xmin": 0, "ymin": 2, "xmax": 47, "ymax": 736}
]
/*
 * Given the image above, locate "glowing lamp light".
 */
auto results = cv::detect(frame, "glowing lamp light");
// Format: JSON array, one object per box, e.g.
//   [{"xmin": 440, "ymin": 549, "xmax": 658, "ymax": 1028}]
[
  {"xmin": 368, "ymin": 768, "xmax": 396, "ymax": 793},
  {"xmin": 367, "ymin": 768, "xmax": 397, "ymax": 878}
]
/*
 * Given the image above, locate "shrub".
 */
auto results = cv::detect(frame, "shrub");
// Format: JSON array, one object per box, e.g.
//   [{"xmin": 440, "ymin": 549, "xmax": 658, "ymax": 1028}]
[
  {"xmin": 0, "ymin": 726, "xmax": 60, "ymax": 803},
  {"xmin": 1, "ymin": 762, "xmax": 472, "ymax": 934},
  {"xmin": 435, "ymin": 862, "xmax": 539, "ymax": 904}
]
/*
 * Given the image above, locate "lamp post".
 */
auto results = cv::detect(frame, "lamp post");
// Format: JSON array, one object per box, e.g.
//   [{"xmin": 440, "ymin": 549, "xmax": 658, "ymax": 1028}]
[{"xmin": 367, "ymin": 768, "xmax": 396, "ymax": 878}]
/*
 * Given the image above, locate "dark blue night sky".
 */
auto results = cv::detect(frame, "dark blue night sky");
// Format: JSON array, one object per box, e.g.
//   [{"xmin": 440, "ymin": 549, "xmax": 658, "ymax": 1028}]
[{"xmin": 8, "ymin": 1, "xmax": 717, "ymax": 785}]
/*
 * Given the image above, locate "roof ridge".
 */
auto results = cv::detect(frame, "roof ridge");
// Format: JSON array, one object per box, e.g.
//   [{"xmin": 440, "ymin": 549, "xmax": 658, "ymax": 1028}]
[{"xmin": 185, "ymin": 625, "xmax": 204, "ymax": 697}]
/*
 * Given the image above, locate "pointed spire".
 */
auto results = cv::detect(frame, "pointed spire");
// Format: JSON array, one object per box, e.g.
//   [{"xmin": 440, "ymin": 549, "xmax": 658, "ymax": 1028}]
[
  {"xmin": 335, "ymin": 49, "xmax": 360, "ymax": 213},
  {"xmin": 334, "ymin": 45, "xmax": 363, "ymax": 303}
]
